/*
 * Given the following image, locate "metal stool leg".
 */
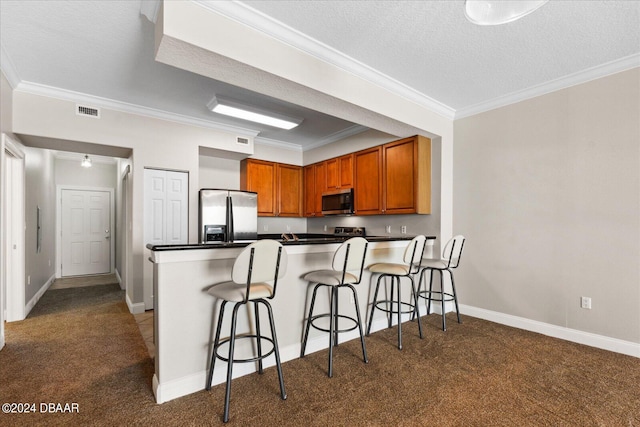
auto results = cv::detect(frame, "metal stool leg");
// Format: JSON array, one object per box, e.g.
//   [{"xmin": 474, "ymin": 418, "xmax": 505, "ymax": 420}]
[
  {"xmin": 410, "ymin": 276, "xmax": 423, "ymax": 338},
  {"xmin": 366, "ymin": 275, "xmax": 384, "ymax": 336},
  {"xmin": 427, "ymin": 269, "xmax": 435, "ymax": 315},
  {"xmin": 223, "ymin": 302, "xmax": 242, "ymax": 423},
  {"xmin": 347, "ymin": 284, "xmax": 368, "ymax": 363},
  {"xmin": 449, "ymin": 270, "xmax": 462, "ymax": 324},
  {"xmin": 300, "ymin": 284, "xmax": 321, "ymax": 358},
  {"xmin": 207, "ymin": 300, "xmax": 227, "ymax": 390},
  {"xmin": 439, "ymin": 270, "xmax": 447, "ymax": 331},
  {"xmin": 328, "ymin": 286, "xmax": 336, "ymax": 378},
  {"xmin": 388, "ymin": 276, "xmax": 395, "ymax": 329},
  {"xmin": 262, "ymin": 299, "xmax": 287, "ymax": 401},
  {"xmin": 396, "ymin": 276, "xmax": 402, "ymax": 350},
  {"xmin": 254, "ymin": 301, "xmax": 263, "ymax": 374}
]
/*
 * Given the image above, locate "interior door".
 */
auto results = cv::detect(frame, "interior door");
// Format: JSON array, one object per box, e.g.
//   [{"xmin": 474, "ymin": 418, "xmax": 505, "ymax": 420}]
[{"xmin": 61, "ymin": 189, "xmax": 111, "ymax": 277}]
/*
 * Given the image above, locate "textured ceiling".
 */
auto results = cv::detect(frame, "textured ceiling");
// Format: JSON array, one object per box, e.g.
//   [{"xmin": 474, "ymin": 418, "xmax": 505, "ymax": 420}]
[{"xmin": 1, "ymin": 0, "xmax": 639, "ymax": 151}]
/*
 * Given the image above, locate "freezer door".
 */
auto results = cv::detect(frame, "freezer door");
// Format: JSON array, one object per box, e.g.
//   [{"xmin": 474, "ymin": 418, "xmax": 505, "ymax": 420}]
[
  {"xmin": 229, "ymin": 191, "xmax": 258, "ymax": 241},
  {"xmin": 199, "ymin": 189, "xmax": 228, "ymax": 243}
]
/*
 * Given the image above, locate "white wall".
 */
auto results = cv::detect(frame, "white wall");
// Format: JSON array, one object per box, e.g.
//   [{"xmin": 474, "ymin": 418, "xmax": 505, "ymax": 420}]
[
  {"xmin": 22, "ymin": 147, "xmax": 56, "ymax": 304},
  {"xmin": 454, "ymin": 68, "xmax": 640, "ymax": 344}
]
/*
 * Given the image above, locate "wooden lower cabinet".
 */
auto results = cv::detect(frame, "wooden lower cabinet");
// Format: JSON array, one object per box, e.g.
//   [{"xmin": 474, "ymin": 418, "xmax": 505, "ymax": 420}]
[{"xmin": 241, "ymin": 159, "xmax": 302, "ymax": 217}]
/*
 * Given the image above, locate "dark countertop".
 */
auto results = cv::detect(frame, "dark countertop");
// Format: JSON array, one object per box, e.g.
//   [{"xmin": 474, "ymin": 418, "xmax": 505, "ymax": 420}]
[{"xmin": 147, "ymin": 234, "xmax": 436, "ymax": 251}]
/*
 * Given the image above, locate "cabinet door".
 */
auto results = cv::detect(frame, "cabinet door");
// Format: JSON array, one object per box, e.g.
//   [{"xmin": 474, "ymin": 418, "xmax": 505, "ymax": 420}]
[
  {"xmin": 325, "ymin": 158, "xmax": 338, "ymax": 191},
  {"xmin": 241, "ymin": 159, "xmax": 276, "ymax": 216},
  {"xmin": 383, "ymin": 138, "xmax": 417, "ymax": 214},
  {"xmin": 314, "ymin": 162, "xmax": 326, "ymax": 215},
  {"xmin": 354, "ymin": 146, "xmax": 383, "ymax": 215},
  {"xmin": 304, "ymin": 165, "xmax": 316, "ymax": 217},
  {"xmin": 338, "ymin": 154, "xmax": 354, "ymax": 188},
  {"xmin": 277, "ymin": 164, "xmax": 302, "ymax": 217}
]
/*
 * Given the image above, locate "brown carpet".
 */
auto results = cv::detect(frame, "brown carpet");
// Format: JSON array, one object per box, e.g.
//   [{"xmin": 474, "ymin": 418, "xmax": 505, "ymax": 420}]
[{"xmin": 1, "ymin": 285, "xmax": 639, "ymax": 426}]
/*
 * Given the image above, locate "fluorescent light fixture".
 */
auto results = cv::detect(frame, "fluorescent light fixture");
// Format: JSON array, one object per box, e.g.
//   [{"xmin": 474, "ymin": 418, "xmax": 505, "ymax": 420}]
[
  {"xmin": 465, "ymin": 0, "xmax": 549, "ymax": 25},
  {"xmin": 81, "ymin": 154, "xmax": 92, "ymax": 168},
  {"xmin": 207, "ymin": 96, "xmax": 302, "ymax": 130}
]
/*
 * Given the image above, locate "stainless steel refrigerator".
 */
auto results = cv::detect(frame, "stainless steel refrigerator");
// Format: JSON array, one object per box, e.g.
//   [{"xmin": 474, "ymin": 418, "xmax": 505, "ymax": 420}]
[{"xmin": 198, "ymin": 189, "xmax": 258, "ymax": 243}]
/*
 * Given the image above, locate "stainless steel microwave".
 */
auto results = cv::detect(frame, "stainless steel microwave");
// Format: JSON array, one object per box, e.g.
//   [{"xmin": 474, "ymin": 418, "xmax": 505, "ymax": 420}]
[{"xmin": 321, "ymin": 188, "xmax": 354, "ymax": 215}]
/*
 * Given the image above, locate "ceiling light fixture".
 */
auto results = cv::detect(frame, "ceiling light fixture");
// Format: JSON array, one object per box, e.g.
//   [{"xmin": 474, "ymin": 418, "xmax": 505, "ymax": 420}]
[
  {"xmin": 464, "ymin": 0, "xmax": 549, "ymax": 26},
  {"xmin": 207, "ymin": 96, "xmax": 302, "ymax": 130},
  {"xmin": 81, "ymin": 154, "xmax": 92, "ymax": 168}
]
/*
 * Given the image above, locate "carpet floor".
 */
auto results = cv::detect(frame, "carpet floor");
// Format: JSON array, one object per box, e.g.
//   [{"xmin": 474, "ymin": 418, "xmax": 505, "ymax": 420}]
[{"xmin": 1, "ymin": 284, "xmax": 638, "ymax": 426}]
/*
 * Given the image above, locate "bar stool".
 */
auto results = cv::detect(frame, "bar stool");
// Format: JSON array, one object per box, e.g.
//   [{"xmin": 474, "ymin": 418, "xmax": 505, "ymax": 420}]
[
  {"xmin": 416, "ymin": 235, "xmax": 465, "ymax": 331},
  {"xmin": 205, "ymin": 240, "xmax": 287, "ymax": 423},
  {"xmin": 366, "ymin": 235, "xmax": 427, "ymax": 350},
  {"xmin": 300, "ymin": 237, "xmax": 369, "ymax": 377}
]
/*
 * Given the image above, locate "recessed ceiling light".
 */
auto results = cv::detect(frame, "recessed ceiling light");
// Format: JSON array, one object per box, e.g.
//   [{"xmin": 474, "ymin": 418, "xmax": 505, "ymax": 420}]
[
  {"xmin": 207, "ymin": 96, "xmax": 302, "ymax": 130},
  {"xmin": 465, "ymin": 0, "xmax": 549, "ymax": 26}
]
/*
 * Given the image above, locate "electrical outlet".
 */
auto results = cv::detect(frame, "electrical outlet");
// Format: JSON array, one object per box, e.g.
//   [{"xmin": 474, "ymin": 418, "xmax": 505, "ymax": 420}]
[
  {"xmin": 286, "ymin": 225, "xmax": 291, "ymax": 231},
  {"xmin": 386, "ymin": 225, "xmax": 391, "ymax": 234},
  {"xmin": 580, "ymin": 296, "xmax": 592, "ymax": 309},
  {"xmin": 263, "ymin": 225, "xmax": 268, "ymax": 231},
  {"xmin": 27, "ymin": 275, "xmax": 31, "ymax": 285},
  {"xmin": 401, "ymin": 225, "xmax": 407, "ymax": 234},
  {"xmin": 323, "ymin": 225, "xmax": 328, "ymax": 232}
]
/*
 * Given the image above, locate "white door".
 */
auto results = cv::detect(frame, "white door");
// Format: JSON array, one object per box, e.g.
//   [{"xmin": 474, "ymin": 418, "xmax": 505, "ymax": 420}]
[
  {"xmin": 61, "ymin": 189, "xmax": 111, "ymax": 277},
  {"xmin": 144, "ymin": 169, "xmax": 188, "ymax": 309}
]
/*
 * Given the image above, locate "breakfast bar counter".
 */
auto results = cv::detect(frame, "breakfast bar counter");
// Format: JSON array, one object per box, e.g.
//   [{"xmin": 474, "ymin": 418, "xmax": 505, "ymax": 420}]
[{"xmin": 147, "ymin": 235, "xmax": 436, "ymax": 403}]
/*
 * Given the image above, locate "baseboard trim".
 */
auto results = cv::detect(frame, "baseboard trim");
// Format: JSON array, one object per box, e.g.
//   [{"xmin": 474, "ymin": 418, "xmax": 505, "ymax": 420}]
[
  {"xmin": 126, "ymin": 293, "xmax": 145, "ymax": 315},
  {"xmin": 460, "ymin": 304, "xmax": 640, "ymax": 358},
  {"xmin": 25, "ymin": 274, "xmax": 55, "ymax": 317},
  {"xmin": 114, "ymin": 269, "xmax": 124, "ymax": 290}
]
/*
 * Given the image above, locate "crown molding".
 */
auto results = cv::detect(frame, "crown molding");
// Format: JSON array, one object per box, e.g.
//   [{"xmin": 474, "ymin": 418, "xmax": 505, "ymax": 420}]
[
  {"xmin": 140, "ymin": 0, "xmax": 161, "ymax": 24},
  {"xmin": 302, "ymin": 124, "xmax": 369, "ymax": 152},
  {"xmin": 455, "ymin": 53, "xmax": 640, "ymax": 120},
  {"xmin": 197, "ymin": 1, "xmax": 456, "ymax": 121},
  {"xmin": 0, "ymin": 44, "xmax": 21, "ymax": 89},
  {"xmin": 254, "ymin": 136, "xmax": 302, "ymax": 152},
  {"xmin": 13, "ymin": 81, "xmax": 261, "ymax": 138}
]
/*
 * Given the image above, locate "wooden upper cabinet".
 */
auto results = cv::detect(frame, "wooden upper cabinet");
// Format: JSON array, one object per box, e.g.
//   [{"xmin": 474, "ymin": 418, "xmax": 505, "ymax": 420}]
[
  {"xmin": 241, "ymin": 159, "xmax": 276, "ymax": 216},
  {"xmin": 383, "ymin": 135, "xmax": 431, "ymax": 215},
  {"xmin": 241, "ymin": 159, "xmax": 302, "ymax": 217},
  {"xmin": 304, "ymin": 162, "xmax": 327, "ymax": 217},
  {"xmin": 354, "ymin": 146, "xmax": 383, "ymax": 215},
  {"xmin": 325, "ymin": 154, "xmax": 354, "ymax": 191},
  {"xmin": 277, "ymin": 163, "xmax": 302, "ymax": 217}
]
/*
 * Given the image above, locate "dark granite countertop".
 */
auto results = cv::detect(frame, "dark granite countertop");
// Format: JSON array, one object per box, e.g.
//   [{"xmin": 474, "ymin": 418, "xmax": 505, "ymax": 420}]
[{"xmin": 147, "ymin": 234, "xmax": 436, "ymax": 251}]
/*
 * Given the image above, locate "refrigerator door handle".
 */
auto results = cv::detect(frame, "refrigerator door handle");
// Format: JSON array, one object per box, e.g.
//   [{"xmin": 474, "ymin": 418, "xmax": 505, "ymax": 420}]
[{"xmin": 226, "ymin": 196, "xmax": 234, "ymax": 242}]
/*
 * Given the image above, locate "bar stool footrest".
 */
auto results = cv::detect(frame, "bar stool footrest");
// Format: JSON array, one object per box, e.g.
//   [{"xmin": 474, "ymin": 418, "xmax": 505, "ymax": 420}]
[
  {"xmin": 214, "ymin": 334, "xmax": 276, "ymax": 364},
  {"xmin": 309, "ymin": 313, "xmax": 359, "ymax": 334},
  {"xmin": 374, "ymin": 300, "xmax": 416, "ymax": 315}
]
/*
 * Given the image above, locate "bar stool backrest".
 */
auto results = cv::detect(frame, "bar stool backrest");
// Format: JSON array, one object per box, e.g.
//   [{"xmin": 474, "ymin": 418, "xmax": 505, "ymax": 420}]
[
  {"xmin": 231, "ymin": 240, "xmax": 287, "ymax": 300},
  {"xmin": 442, "ymin": 235, "xmax": 465, "ymax": 269},
  {"xmin": 332, "ymin": 237, "xmax": 368, "ymax": 284},
  {"xmin": 404, "ymin": 235, "xmax": 427, "ymax": 274}
]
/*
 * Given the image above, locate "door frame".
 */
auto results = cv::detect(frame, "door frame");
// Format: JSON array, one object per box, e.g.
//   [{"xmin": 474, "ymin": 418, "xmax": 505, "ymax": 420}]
[
  {"xmin": 1, "ymin": 134, "xmax": 26, "ymax": 333},
  {"xmin": 56, "ymin": 186, "xmax": 115, "ymax": 278}
]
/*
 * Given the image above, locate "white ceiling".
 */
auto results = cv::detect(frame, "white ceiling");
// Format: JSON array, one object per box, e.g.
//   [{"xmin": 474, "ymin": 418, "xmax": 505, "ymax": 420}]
[{"xmin": 1, "ymin": 0, "xmax": 639, "ymax": 152}]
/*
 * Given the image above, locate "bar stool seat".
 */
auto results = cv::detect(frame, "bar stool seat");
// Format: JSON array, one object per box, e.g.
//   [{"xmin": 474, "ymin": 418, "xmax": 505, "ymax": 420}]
[
  {"xmin": 366, "ymin": 235, "xmax": 427, "ymax": 350},
  {"xmin": 300, "ymin": 237, "xmax": 369, "ymax": 378},
  {"xmin": 206, "ymin": 240, "xmax": 287, "ymax": 423}
]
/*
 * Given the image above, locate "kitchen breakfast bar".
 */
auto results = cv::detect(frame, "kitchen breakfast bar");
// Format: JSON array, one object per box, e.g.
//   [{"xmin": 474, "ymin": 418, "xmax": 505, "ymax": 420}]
[{"xmin": 147, "ymin": 235, "xmax": 436, "ymax": 404}]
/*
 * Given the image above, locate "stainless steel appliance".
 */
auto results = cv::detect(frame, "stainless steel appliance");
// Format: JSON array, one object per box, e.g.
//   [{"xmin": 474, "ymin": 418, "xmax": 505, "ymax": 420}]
[
  {"xmin": 199, "ymin": 189, "xmax": 258, "ymax": 243},
  {"xmin": 321, "ymin": 188, "xmax": 354, "ymax": 215}
]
